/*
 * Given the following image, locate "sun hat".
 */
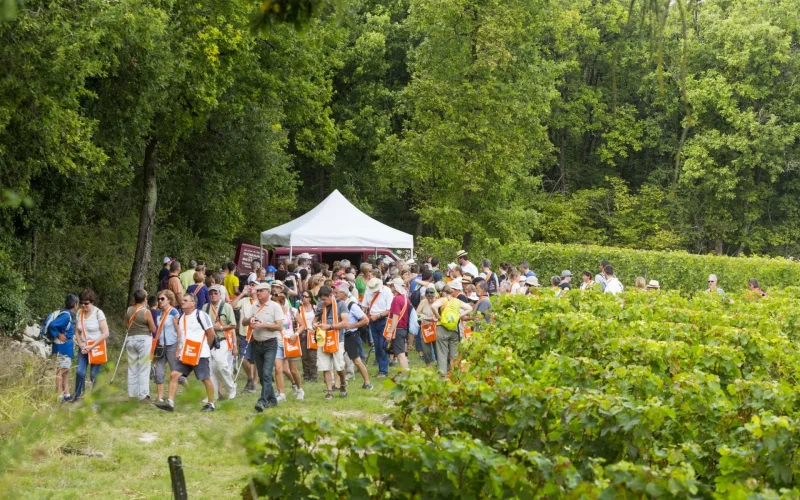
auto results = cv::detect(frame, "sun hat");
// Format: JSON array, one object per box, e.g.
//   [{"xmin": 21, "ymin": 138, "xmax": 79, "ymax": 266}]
[
  {"xmin": 561, "ymin": 270, "xmax": 573, "ymax": 278},
  {"xmin": 367, "ymin": 277, "xmax": 382, "ymax": 291},
  {"xmin": 255, "ymin": 282, "xmax": 272, "ymax": 291},
  {"xmin": 647, "ymin": 280, "xmax": 660, "ymax": 289},
  {"xmin": 336, "ymin": 283, "xmax": 351, "ymax": 295},
  {"xmin": 456, "ymin": 250, "xmax": 468, "ymax": 259},
  {"xmin": 450, "ymin": 278, "xmax": 463, "ymax": 291},
  {"xmin": 390, "ymin": 277, "xmax": 406, "ymax": 293},
  {"xmin": 467, "ymin": 292, "xmax": 479, "ymax": 301},
  {"xmin": 525, "ymin": 276, "xmax": 540, "ymax": 287}
]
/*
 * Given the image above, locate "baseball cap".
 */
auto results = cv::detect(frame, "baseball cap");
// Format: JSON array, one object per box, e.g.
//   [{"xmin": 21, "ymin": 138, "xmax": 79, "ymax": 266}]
[
  {"xmin": 561, "ymin": 270, "xmax": 573, "ymax": 278},
  {"xmin": 255, "ymin": 282, "xmax": 271, "ymax": 291},
  {"xmin": 163, "ymin": 256, "xmax": 172, "ymax": 264},
  {"xmin": 267, "ymin": 265, "xmax": 277, "ymax": 273}
]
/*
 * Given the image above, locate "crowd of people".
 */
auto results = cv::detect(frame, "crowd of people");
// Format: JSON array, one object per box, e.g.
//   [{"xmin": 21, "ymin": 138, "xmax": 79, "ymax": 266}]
[{"xmin": 42, "ymin": 250, "xmax": 768, "ymax": 411}]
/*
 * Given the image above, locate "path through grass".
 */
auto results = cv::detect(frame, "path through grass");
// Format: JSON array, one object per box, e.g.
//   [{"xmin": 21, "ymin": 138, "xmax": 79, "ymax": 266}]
[{"xmin": 1, "ymin": 348, "xmax": 416, "ymax": 499}]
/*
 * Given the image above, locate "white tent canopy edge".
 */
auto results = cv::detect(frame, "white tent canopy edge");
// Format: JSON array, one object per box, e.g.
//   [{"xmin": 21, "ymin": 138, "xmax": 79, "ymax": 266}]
[{"xmin": 259, "ymin": 189, "xmax": 414, "ymax": 261}]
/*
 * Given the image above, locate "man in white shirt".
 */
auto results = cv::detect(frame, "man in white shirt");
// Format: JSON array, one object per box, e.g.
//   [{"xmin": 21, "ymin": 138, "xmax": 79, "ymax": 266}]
[
  {"xmin": 156, "ymin": 294, "xmax": 216, "ymax": 412},
  {"xmin": 595, "ymin": 260, "xmax": 610, "ymax": 292},
  {"xmin": 603, "ymin": 264, "xmax": 624, "ymax": 295},
  {"xmin": 242, "ymin": 282, "xmax": 284, "ymax": 412},
  {"xmin": 457, "ymin": 250, "xmax": 479, "ymax": 278},
  {"xmin": 361, "ymin": 277, "xmax": 393, "ymax": 378}
]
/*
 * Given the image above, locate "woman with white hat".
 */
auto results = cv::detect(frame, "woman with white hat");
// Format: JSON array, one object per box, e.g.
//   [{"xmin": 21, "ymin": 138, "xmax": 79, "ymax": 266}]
[{"xmin": 384, "ymin": 278, "xmax": 412, "ymax": 373}]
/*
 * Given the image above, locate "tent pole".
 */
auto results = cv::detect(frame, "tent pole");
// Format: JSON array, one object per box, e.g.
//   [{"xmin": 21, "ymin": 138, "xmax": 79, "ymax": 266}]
[
  {"xmin": 289, "ymin": 246, "xmax": 293, "ymax": 261},
  {"xmin": 375, "ymin": 247, "xmax": 378, "ymax": 262},
  {"xmin": 260, "ymin": 242, "xmax": 264, "ymax": 267}
]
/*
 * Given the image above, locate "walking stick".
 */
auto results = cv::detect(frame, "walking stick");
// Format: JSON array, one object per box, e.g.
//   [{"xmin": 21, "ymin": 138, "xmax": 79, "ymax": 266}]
[{"xmin": 109, "ymin": 332, "xmax": 130, "ymax": 385}]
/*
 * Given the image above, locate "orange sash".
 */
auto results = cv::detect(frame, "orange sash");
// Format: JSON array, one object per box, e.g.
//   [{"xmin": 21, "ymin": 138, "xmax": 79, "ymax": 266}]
[
  {"xmin": 151, "ymin": 306, "xmax": 173, "ymax": 359},
  {"xmin": 322, "ymin": 300, "xmax": 340, "ymax": 354},
  {"xmin": 246, "ymin": 302, "xmax": 267, "ymax": 342},
  {"xmin": 81, "ymin": 309, "xmax": 108, "ymax": 365},
  {"xmin": 299, "ymin": 305, "xmax": 317, "ymax": 349},
  {"xmin": 421, "ymin": 322, "xmax": 437, "ymax": 343},
  {"xmin": 383, "ymin": 296, "xmax": 408, "ymax": 341},
  {"xmin": 179, "ymin": 313, "xmax": 205, "ymax": 366},
  {"xmin": 207, "ymin": 303, "xmax": 233, "ymax": 350}
]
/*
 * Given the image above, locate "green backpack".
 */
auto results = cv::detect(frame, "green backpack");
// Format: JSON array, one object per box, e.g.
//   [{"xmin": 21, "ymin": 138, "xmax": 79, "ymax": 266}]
[{"xmin": 439, "ymin": 299, "xmax": 461, "ymax": 330}]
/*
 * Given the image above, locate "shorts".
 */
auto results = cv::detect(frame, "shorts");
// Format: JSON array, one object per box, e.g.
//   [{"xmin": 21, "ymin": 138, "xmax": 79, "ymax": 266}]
[
  {"xmin": 390, "ymin": 328, "xmax": 408, "ymax": 356},
  {"xmin": 238, "ymin": 335, "xmax": 251, "ymax": 362},
  {"xmin": 56, "ymin": 353, "xmax": 72, "ymax": 369},
  {"xmin": 175, "ymin": 357, "xmax": 211, "ymax": 381},
  {"xmin": 154, "ymin": 343, "xmax": 181, "ymax": 384},
  {"xmin": 317, "ymin": 344, "xmax": 345, "ymax": 372},
  {"xmin": 276, "ymin": 343, "xmax": 285, "ymax": 360},
  {"xmin": 344, "ymin": 331, "xmax": 362, "ymax": 361}
]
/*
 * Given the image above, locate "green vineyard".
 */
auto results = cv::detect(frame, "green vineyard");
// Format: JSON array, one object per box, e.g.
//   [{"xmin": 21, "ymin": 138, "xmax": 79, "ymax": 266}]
[{"xmin": 244, "ymin": 290, "xmax": 800, "ymax": 498}]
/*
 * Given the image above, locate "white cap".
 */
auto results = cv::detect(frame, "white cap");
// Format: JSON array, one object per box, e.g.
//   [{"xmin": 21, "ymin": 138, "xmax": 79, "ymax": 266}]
[{"xmin": 163, "ymin": 256, "xmax": 172, "ymax": 264}]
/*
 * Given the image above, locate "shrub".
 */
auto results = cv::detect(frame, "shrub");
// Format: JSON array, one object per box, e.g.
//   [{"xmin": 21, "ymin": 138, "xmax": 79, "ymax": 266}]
[{"xmin": 489, "ymin": 242, "xmax": 800, "ymax": 293}]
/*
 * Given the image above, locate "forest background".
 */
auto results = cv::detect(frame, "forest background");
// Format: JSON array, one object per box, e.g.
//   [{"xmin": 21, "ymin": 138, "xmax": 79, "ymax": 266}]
[{"xmin": 1, "ymin": 0, "xmax": 798, "ymax": 330}]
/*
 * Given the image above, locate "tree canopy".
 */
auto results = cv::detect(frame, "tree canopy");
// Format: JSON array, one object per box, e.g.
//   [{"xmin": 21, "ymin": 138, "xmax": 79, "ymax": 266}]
[{"xmin": 1, "ymin": 0, "xmax": 799, "ymax": 327}]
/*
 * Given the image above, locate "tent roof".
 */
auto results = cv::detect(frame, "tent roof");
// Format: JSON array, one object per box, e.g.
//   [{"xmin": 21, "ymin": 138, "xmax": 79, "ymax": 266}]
[{"xmin": 260, "ymin": 190, "xmax": 414, "ymax": 249}]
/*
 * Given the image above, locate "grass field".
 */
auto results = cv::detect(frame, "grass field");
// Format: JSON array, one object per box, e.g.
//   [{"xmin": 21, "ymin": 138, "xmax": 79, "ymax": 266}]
[{"xmin": 0, "ymin": 345, "xmax": 410, "ymax": 499}]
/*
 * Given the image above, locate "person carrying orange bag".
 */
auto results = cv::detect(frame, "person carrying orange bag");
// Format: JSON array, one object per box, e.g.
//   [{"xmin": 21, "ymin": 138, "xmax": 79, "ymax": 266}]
[
  {"xmin": 155, "ymin": 294, "xmax": 216, "ymax": 413},
  {"xmin": 315, "ymin": 286, "xmax": 350, "ymax": 401},
  {"xmin": 73, "ymin": 289, "xmax": 109, "ymax": 402}
]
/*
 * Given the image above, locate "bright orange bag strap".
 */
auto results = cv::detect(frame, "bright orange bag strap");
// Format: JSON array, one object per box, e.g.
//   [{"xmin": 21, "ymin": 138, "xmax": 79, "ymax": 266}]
[
  {"xmin": 246, "ymin": 304, "xmax": 267, "ymax": 341},
  {"xmin": 369, "ymin": 291, "xmax": 381, "ymax": 314},
  {"xmin": 154, "ymin": 307, "xmax": 172, "ymax": 345},
  {"xmin": 127, "ymin": 305, "xmax": 145, "ymax": 331}
]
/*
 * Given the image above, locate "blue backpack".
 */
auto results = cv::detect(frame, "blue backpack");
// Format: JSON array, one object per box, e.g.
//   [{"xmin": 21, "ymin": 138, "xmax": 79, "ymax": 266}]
[{"xmin": 40, "ymin": 310, "xmax": 72, "ymax": 345}]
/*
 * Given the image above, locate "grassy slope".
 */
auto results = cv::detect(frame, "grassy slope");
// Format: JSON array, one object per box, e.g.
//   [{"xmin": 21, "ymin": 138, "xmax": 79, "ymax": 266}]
[{"xmin": 1, "ymin": 348, "xmax": 413, "ymax": 499}]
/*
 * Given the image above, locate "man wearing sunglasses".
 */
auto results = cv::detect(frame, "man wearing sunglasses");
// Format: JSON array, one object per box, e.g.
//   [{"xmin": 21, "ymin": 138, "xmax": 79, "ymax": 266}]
[{"xmin": 706, "ymin": 274, "xmax": 724, "ymax": 294}]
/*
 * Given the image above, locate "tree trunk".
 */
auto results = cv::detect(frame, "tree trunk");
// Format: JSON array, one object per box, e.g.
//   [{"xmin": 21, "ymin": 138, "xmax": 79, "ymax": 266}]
[
  {"xmin": 128, "ymin": 137, "xmax": 158, "ymax": 305},
  {"xmin": 715, "ymin": 238, "xmax": 724, "ymax": 256},
  {"xmin": 461, "ymin": 231, "xmax": 473, "ymax": 253},
  {"xmin": 559, "ymin": 131, "xmax": 567, "ymax": 195}
]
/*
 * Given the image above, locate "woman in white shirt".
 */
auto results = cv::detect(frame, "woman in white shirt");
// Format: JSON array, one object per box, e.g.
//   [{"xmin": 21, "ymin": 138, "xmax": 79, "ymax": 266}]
[
  {"xmin": 274, "ymin": 288, "xmax": 304, "ymax": 401},
  {"xmin": 74, "ymin": 289, "xmax": 109, "ymax": 401}
]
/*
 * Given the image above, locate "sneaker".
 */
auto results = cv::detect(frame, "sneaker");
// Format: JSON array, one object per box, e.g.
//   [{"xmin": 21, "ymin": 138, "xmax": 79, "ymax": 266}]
[
  {"xmin": 375, "ymin": 373, "xmax": 387, "ymax": 379},
  {"xmin": 362, "ymin": 383, "xmax": 374, "ymax": 390},
  {"xmin": 325, "ymin": 391, "xmax": 334, "ymax": 400},
  {"xmin": 276, "ymin": 393, "xmax": 286, "ymax": 403},
  {"xmin": 244, "ymin": 380, "xmax": 257, "ymax": 393},
  {"xmin": 339, "ymin": 389, "xmax": 348, "ymax": 398},
  {"xmin": 264, "ymin": 401, "xmax": 278, "ymax": 409},
  {"xmin": 292, "ymin": 384, "xmax": 298, "ymax": 395},
  {"xmin": 254, "ymin": 402, "xmax": 265, "ymax": 413},
  {"xmin": 201, "ymin": 403, "xmax": 215, "ymax": 412},
  {"xmin": 296, "ymin": 388, "xmax": 305, "ymax": 401},
  {"xmin": 59, "ymin": 395, "xmax": 72, "ymax": 404},
  {"xmin": 389, "ymin": 360, "xmax": 397, "ymax": 367},
  {"xmin": 201, "ymin": 398, "xmax": 209, "ymax": 404},
  {"xmin": 157, "ymin": 398, "xmax": 165, "ymax": 404},
  {"xmin": 155, "ymin": 402, "xmax": 174, "ymax": 412}
]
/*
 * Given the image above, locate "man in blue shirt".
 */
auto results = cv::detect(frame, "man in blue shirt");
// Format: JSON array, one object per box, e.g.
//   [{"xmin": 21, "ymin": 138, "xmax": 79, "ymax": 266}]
[{"xmin": 48, "ymin": 294, "xmax": 79, "ymax": 403}]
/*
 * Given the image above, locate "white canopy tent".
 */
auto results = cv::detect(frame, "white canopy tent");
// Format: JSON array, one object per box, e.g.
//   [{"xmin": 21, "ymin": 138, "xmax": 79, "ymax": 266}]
[{"xmin": 260, "ymin": 189, "xmax": 414, "ymax": 259}]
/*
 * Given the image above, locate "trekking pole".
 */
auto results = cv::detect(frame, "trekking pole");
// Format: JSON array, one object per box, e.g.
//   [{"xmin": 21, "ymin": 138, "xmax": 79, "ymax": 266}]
[
  {"xmin": 234, "ymin": 356, "xmax": 245, "ymax": 384},
  {"xmin": 109, "ymin": 332, "xmax": 129, "ymax": 385}
]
